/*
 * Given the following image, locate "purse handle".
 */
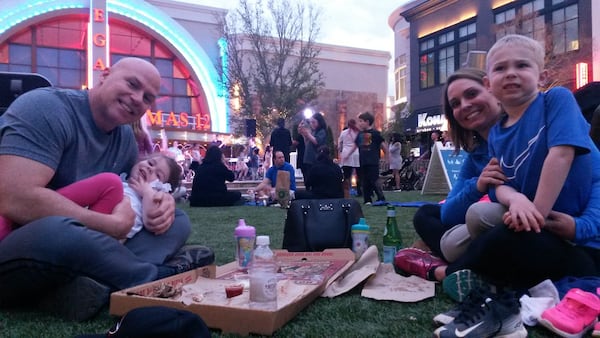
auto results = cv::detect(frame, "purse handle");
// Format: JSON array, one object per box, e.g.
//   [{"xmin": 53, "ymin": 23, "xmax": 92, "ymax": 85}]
[{"xmin": 301, "ymin": 201, "xmax": 353, "ymax": 251}]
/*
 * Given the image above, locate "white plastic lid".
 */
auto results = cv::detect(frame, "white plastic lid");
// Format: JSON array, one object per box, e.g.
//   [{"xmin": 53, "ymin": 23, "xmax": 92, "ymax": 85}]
[{"xmin": 256, "ymin": 235, "xmax": 270, "ymax": 246}]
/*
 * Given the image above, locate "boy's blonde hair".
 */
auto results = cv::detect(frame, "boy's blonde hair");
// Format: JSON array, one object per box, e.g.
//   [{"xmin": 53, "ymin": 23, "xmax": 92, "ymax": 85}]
[{"xmin": 486, "ymin": 34, "xmax": 545, "ymax": 71}]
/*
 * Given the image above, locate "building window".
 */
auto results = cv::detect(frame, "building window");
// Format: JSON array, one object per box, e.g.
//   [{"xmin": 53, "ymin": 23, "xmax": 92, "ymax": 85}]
[
  {"xmin": 552, "ymin": 4, "xmax": 578, "ymax": 54},
  {"xmin": 418, "ymin": 21, "xmax": 476, "ymax": 89},
  {"xmin": 493, "ymin": 0, "xmax": 578, "ymax": 56},
  {"xmin": 419, "ymin": 53, "xmax": 434, "ymax": 89},
  {"xmin": 395, "ymin": 65, "xmax": 407, "ymax": 102},
  {"xmin": 495, "ymin": 8, "xmax": 516, "ymax": 39},
  {"xmin": 438, "ymin": 46, "xmax": 455, "ymax": 84},
  {"xmin": 459, "ymin": 38, "xmax": 476, "ymax": 67}
]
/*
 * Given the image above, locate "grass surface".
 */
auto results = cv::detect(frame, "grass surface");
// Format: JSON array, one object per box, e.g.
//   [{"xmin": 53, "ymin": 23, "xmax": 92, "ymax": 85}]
[{"xmin": 0, "ymin": 191, "xmax": 555, "ymax": 337}]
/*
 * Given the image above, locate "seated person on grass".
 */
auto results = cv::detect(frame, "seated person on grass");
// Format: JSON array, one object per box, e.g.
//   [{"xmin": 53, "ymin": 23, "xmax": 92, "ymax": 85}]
[{"xmin": 252, "ymin": 150, "xmax": 296, "ymax": 200}]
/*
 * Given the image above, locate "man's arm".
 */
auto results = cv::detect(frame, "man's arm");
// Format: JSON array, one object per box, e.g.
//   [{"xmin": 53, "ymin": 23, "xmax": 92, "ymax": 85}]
[
  {"xmin": 254, "ymin": 177, "xmax": 272, "ymax": 195},
  {"xmin": 0, "ymin": 155, "xmax": 135, "ymax": 238}
]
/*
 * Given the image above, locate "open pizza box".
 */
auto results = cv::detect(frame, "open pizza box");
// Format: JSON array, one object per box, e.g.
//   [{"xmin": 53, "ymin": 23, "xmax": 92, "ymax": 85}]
[{"xmin": 109, "ymin": 249, "xmax": 355, "ymax": 335}]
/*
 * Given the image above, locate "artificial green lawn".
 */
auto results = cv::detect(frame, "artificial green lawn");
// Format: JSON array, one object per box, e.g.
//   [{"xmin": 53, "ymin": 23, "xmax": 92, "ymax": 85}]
[{"xmin": 0, "ymin": 191, "xmax": 555, "ymax": 337}]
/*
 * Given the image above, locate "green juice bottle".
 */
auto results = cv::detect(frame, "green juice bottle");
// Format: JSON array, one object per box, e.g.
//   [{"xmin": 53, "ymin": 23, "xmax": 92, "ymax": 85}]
[{"xmin": 382, "ymin": 205, "xmax": 402, "ymax": 264}]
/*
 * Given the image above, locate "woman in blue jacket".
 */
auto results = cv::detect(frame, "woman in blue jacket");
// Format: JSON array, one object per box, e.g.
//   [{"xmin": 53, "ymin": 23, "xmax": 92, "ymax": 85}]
[{"xmin": 398, "ymin": 68, "xmax": 600, "ymax": 288}]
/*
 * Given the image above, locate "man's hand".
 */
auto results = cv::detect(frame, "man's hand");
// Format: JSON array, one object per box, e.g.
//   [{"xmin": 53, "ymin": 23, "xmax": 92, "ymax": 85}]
[
  {"xmin": 476, "ymin": 158, "xmax": 506, "ymax": 193},
  {"xmin": 109, "ymin": 195, "xmax": 136, "ymax": 239},
  {"xmin": 142, "ymin": 191, "xmax": 175, "ymax": 235}
]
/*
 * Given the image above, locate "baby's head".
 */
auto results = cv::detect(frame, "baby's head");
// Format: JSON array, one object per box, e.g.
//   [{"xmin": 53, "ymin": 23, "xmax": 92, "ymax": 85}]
[
  {"xmin": 486, "ymin": 34, "xmax": 545, "ymax": 73},
  {"xmin": 131, "ymin": 153, "xmax": 182, "ymax": 192}
]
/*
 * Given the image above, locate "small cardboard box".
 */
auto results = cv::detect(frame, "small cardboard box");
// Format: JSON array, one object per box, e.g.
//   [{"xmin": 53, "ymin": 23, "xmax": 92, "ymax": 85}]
[{"xmin": 109, "ymin": 249, "xmax": 355, "ymax": 336}]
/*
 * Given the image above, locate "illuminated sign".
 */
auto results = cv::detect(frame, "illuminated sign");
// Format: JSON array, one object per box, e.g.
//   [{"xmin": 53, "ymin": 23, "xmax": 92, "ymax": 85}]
[
  {"xmin": 417, "ymin": 113, "xmax": 446, "ymax": 132},
  {"xmin": 88, "ymin": 0, "xmax": 109, "ymax": 88},
  {"xmin": 146, "ymin": 110, "xmax": 210, "ymax": 131},
  {"xmin": 576, "ymin": 62, "xmax": 589, "ymax": 89}
]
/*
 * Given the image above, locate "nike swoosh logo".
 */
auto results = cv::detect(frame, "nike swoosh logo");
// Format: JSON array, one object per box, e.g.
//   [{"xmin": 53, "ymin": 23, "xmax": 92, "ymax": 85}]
[{"xmin": 454, "ymin": 322, "xmax": 484, "ymax": 337}]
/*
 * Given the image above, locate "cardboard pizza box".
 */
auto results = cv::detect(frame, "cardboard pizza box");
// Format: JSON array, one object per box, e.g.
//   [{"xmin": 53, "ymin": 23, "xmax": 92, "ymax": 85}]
[{"xmin": 109, "ymin": 249, "xmax": 355, "ymax": 336}]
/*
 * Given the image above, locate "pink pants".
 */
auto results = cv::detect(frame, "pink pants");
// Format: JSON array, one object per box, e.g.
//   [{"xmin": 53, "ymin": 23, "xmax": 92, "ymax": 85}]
[{"xmin": 0, "ymin": 172, "xmax": 123, "ymax": 241}]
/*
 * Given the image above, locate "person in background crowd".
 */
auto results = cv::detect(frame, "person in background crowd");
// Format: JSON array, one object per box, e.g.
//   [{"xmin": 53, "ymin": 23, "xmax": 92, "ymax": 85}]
[
  {"xmin": 131, "ymin": 117, "xmax": 154, "ymax": 160},
  {"xmin": 247, "ymin": 147, "xmax": 260, "ymax": 180},
  {"xmin": 189, "ymin": 145, "xmax": 242, "ymax": 207},
  {"xmin": 293, "ymin": 121, "xmax": 306, "ymax": 178},
  {"xmin": 388, "ymin": 133, "xmax": 403, "ymax": 191},
  {"xmin": 167, "ymin": 140, "xmax": 184, "ymax": 163},
  {"xmin": 295, "ymin": 146, "xmax": 344, "ymax": 200},
  {"xmin": 262, "ymin": 145, "xmax": 273, "ymax": 172},
  {"xmin": 299, "ymin": 113, "xmax": 327, "ymax": 185},
  {"xmin": 252, "ymin": 150, "xmax": 296, "ymax": 200},
  {"xmin": 189, "ymin": 143, "xmax": 202, "ymax": 173},
  {"xmin": 345, "ymin": 112, "xmax": 387, "ymax": 205},
  {"xmin": 269, "ymin": 117, "xmax": 292, "ymax": 163},
  {"xmin": 0, "ymin": 57, "xmax": 214, "ymax": 321},
  {"xmin": 441, "ymin": 130, "xmax": 453, "ymax": 148},
  {"xmin": 235, "ymin": 146, "xmax": 249, "ymax": 181},
  {"xmin": 338, "ymin": 118, "xmax": 361, "ymax": 198}
]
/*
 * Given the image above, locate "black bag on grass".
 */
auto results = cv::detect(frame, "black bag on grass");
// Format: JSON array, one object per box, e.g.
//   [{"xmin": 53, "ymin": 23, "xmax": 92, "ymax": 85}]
[
  {"xmin": 76, "ymin": 306, "xmax": 210, "ymax": 338},
  {"xmin": 282, "ymin": 198, "xmax": 363, "ymax": 252}
]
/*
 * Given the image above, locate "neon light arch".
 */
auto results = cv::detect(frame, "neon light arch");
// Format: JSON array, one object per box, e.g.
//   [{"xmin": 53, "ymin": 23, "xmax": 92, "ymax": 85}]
[{"xmin": 0, "ymin": 0, "xmax": 228, "ymax": 133}]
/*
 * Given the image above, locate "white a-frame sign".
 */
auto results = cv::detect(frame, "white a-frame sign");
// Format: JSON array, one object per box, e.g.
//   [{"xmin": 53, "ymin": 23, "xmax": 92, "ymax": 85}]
[{"xmin": 421, "ymin": 141, "xmax": 467, "ymax": 195}]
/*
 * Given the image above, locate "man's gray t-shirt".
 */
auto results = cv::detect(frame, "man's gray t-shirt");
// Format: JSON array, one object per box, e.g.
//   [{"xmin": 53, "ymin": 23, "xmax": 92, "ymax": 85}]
[{"xmin": 0, "ymin": 87, "xmax": 137, "ymax": 189}]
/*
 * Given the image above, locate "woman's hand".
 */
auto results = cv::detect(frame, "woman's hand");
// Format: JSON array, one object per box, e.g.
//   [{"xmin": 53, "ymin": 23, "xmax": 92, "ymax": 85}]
[
  {"xmin": 544, "ymin": 210, "xmax": 576, "ymax": 240},
  {"xmin": 476, "ymin": 157, "xmax": 506, "ymax": 193}
]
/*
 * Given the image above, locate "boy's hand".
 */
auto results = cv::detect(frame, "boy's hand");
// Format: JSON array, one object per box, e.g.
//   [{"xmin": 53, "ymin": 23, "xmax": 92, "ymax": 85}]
[{"xmin": 502, "ymin": 193, "xmax": 545, "ymax": 232}]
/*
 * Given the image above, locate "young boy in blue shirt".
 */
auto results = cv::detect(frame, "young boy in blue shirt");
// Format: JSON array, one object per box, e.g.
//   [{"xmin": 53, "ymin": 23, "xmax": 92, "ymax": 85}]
[{"xmin": 484, "ymin": 34, "xmax": 595, "ymax": 233}]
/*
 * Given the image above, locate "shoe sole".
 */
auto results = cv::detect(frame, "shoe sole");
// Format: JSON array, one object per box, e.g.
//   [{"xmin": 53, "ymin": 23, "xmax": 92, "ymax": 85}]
[
  {"xmin": 443, "ymin": 269, "xmax": 488, "ymax": 302},
  {"xmin": 433, "ymin": 309, "xmax": 460, "ymax": 326},
  {"xmin": 538, "ymin": 318, "xmax": 597, "ymax": 338},
  {"xmin": 38, "ymin": 276, "xmax": 110, "ymax": 321}
]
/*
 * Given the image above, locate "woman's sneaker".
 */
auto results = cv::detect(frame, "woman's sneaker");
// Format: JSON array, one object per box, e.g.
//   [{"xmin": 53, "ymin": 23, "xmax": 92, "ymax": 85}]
[
  {"xmin": 433, "ymin": 290, "xmax": 527, "ymax": 338},
  {"xmin": 393, "ymin": 248, "xmax": 445, "ymax": 280},
  {"xmin": 443, "ymin": 269, "xmax": 493, "ymax": 302}
]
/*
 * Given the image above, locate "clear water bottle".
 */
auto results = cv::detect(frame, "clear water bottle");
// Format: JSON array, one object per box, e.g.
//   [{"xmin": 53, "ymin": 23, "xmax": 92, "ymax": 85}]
[
  {"xmin": 249, "ymin": 235, "xmax": 278, "ymax": 309},
  {"xmin": 234, "ymin": 219, "xmax": 256, "ymax": 270}
]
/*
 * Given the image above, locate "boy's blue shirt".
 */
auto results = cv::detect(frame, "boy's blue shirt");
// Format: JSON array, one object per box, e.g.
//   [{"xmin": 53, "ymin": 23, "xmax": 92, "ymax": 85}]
[{"xmin": 488, "ymin": 87, "xmax": 592, "ymax": 216}]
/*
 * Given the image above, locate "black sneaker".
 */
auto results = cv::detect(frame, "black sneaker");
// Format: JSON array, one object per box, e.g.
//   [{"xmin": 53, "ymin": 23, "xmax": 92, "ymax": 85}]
[
  {"xmin": 433, "ymin": 286, "xmax": 490, "ymax": 326},
  {"xmin": 37, "ymin": 276, "xmax": 110, "ymax": 322},
  {"xmin": 164, "ymin": 245, "xmax": 215, "ymax": 275},
  {"xmin": 433, "ymin": 290, "xmax": 528, "ymax": 338}
]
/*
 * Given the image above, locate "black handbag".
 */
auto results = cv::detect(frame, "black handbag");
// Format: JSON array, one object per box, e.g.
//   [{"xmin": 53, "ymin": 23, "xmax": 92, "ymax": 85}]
[{"xmin": 282, "ymin": 198, "xmax": 364, "ymax": 252}]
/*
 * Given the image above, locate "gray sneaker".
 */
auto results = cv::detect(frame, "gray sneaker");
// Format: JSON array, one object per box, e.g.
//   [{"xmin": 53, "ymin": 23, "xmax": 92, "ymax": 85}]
[
  {"xmin": 38, "ymin": 276, "xmax": 110, "ymax": 322},
  {"xmin": 433, "ymin": 286, "xmax": 490, "ymax": 326},
  {"xmin": 165, "ymin": 245, "xmax": 215, "ymax": 275},
  {"xmin": 433, "ymin": 290, "xmax": 528, "ymax": 338}
]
